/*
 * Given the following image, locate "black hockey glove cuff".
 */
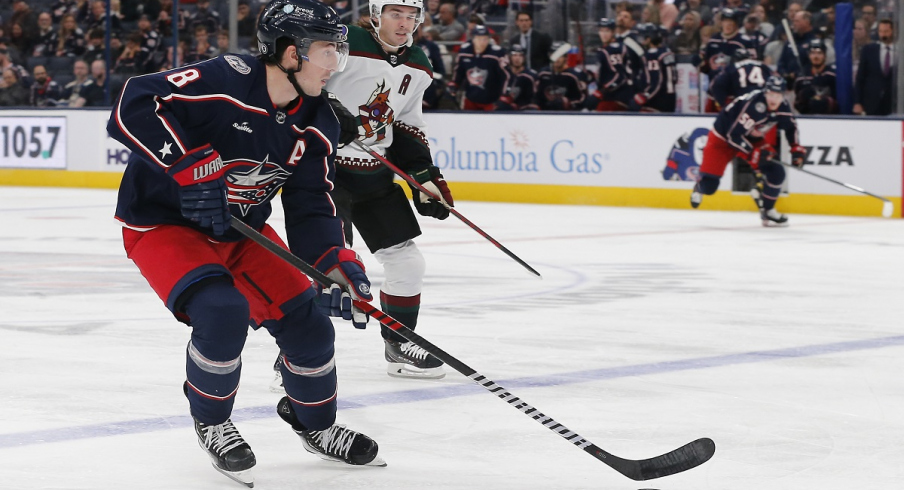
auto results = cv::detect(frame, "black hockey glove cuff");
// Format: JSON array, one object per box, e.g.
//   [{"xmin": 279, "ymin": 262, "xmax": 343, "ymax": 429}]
[
  {"xmin": 324, "ymin": 91, "xmax": 359, "ymax": 147},
  {"xmin": 408, "ymin": 167, "xmax": 454, "ymax": 220}
]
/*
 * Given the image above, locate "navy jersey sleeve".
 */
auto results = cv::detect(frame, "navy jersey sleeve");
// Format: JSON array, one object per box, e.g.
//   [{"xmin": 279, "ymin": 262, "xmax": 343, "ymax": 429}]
[
  {"xmin": 710, "ymin": 65, "xmax": 732, "ymax": 106},
  {"xmin": 775, "ymin": 101, "xmax": 799, "ymax": 147},
  {"xmin": 640, "ymin": 50, "xmax": 667, "ymax": 99},
  {"xmin": 107, "ymin": 58, "xmax": 240, "ymax": 170},
  {"xmin": 596, "ymin": 47, "xmax": 622, "ymax": 90}
]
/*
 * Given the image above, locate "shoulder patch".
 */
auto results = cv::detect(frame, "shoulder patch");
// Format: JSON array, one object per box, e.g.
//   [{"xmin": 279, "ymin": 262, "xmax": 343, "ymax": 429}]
[
  {"xmin": 755, "ymin": 102, "xmax": 766, "ymax": 113},
  {"xmin": 225, "ymin": 55, "xmax": 251, "ymax": 75}
]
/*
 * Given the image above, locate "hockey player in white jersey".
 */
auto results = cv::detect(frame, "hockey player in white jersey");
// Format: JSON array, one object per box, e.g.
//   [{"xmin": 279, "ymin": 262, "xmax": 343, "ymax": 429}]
[{"xmin": 272, "ymin": 0, "xmax": 451, "ymax": 384}]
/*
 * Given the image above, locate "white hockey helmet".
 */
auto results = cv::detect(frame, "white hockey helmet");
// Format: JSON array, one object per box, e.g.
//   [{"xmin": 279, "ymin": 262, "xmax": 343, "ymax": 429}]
[{"xmin": 369, "ymin": 0, "xmax": 424, "ymax": 48}]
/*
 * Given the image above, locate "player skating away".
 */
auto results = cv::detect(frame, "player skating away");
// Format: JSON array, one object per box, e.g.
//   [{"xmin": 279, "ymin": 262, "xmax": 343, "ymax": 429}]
[
  {"xmin": 496, "ymin": 43, "xmax": 538, "ymax": 110},
  {"xmin": 630, "ymin": 23, "xmax": 676, "ymax": 113},
  {"xmin": 689, "ymin": 75, "xmax": 806, "ymax": 227},
  {"xmin": 709, "ymin": 48, "xmax": 773, "ymax": 110},
  {"xmin": 450, "ymin": 24, "xmax": 509, "ymax": 110},
  {"xmin": 320, "ymin": 0, "xmax": 450, "ymax": 379},
  {"xmin": 108, "ymin": 0, "xmax": 385, "ymax": 486},
  {"xmin": 586, "ymin": 17, "xmax": 634, "ymax": 112}
]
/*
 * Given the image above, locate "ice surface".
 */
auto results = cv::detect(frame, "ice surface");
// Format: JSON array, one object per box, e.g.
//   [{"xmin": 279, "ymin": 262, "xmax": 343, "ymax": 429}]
[{"xmin": 2, "ymin": 186, "xmax": 903, "ymax": 489}]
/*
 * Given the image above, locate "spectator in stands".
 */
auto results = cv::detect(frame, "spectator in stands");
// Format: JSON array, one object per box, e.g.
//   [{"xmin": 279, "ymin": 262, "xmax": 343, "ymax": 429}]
[
  {"xmin": 794, "ymin": 38, "xmax": 837, "ymax": 114},
  {"xmin": 749, "ymin": 5, "xmax": 774, "ymax": 37},
  {"xmin": 137, "ymin": 14, "xmax": 163, "ymax": 73},
  {"xmin": 8, "ymin": 22, "xmax": 35, "ymax": 61},
  {"xmin": 672, "ymin": 11, "xmax": 702, "ymax": 58},
  {"xmin": 29, "ymin": 64, "xmax": 61, "ymax": 106},
  {"xmin": 157, "ymin": 0, "xmax": 187, "ymax": 37},
  {"xmin": 677, "ymin": 0, "xmax": 712, "ymax": 26},
  {"xmin": 741, "ymin": 14, "xmax": 768, "ymax": 59},
  {"xmin": 0, "ymin": 68, "xmax": 29, "ymax": 105},
  {"xmin": 777, "ymin": 10, "xmax": 817, "ymax": 84},
  {"xmin": 51, "ymin": 0, "xmax": 78, "ymax": 24},
  {"xmin": 185, "ymin": 24, "xmax": 216, "ymax": 64},
  {"xmin": 859, "ymin": 3, "xmax": 878, "ymax": 40},
  {"xmin": 114, "ymin": 32, "xmax": 142, "ymax": 74},
  {"xmin": 120, "ymin": 0, "xmax": 162, "ymax": 22},
  {"xmin": 535, "ymin": 41, "xmax": 585, "ymax": 110},
  {"xmin": 450, "ymin": 24, "xmax": 507, "ymax": 111},
  {"xmin": 509, "ymin": 10, "xmax": 551, "ymax": 71},
  {"xmin": 853, "ymin": 18, "xmax": 870, "ymax": 76},
  {"xmin": 84, "ymin": 0, "xmax": 122, "ymax": 34},
  {"xmin": 82, "ymin": 27, "xmax": 106, "ymax": 63},
  {"xmin": 189, "ymin": 0, "xmax": 221, "ymax": 35},
  {"xmin": 0, "ymin": 41, "xmax": 29, "ymax": 83},
  {"xmin": 433, "ymin": 3, "xmax": 464, "ymax": 42},
  {"xmin": 425, "ymin": 0, "xmax": 440, "ymax": 24},
  {"xmin": 56, "ymin": 13, "xmax": 86, "ymax": 57},
  {"xmin": 854, "ymin": 19, "xmax": 895, "ymax": 116},
  {"xmin": 32, "ymin": 12, "xmax": 57, "ymax": 57},
  {"xmin": 235, "ymin": 0, "xmax": 256, "ymax": 37},
  {"xmin": 649, "ymin": 0, "xmax": 678, "ymax": 30},
  {"xmin": 80, "ymin": 58, "xmax": 116, "ymax": 105},
  {"xmin": 60, "ymin": 58, "xmax": 90, "ymax": 106},
  {"xmin": 9, "ymin": 0, "xmax": 38, "ymax": 40}
]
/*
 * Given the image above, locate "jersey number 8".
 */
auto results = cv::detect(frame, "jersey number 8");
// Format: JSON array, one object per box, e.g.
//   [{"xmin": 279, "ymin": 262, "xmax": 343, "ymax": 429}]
[{"xmin": 167, "ymin": 68, "xmax": 202, "ymax": 88}]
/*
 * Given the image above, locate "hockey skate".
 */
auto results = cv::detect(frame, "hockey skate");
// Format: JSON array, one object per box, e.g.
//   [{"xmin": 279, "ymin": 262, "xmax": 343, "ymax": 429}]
[
  {"xmin": 277, "ymin": 396, "xmax": 386, "ymax": 467},
  {"xmin": 194, "ymin": 417, "xmax": 256, "ymax": 488},
  {"xmin": 269, "ymin": 355, "xmax": 285, "ymax": 393},
  {"xmin": 385, "ymin": 339, "xmax": 445, "ymax": 379},
  {"xmin": 760, "ymin": 208, "xmax": 789, "ymax": 227},
  {"xmin": 750, "ymin": 172, "xmax": 765, "ymax": 211},
  {"xmin": 689, "ymin": 184, "xmax": 702, "ymax": 209}
]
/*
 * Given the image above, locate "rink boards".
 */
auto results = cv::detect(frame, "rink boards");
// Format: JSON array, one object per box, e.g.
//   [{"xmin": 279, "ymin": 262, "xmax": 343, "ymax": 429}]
[{"xmin": 0, "ymin": 109, "xmax": 901, "ymax": 217}]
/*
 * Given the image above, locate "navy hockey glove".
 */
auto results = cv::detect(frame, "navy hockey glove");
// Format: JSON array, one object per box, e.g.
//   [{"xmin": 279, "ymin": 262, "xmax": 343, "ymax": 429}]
[
  {"xmin": 748, "ymin": 143, "xmax": 776, "ymax": 169},
  {"xmin": 409, "ymin": 166, "xmax": 454, "ymax": 220},
  {"xmin": 166, "ymin": 144, "xmax": 231, "ymax": 236},
  {"xmin": 790, "ymin": 145, "xmax": 807, "ymax": 168},
  {"xmin": 324, "ymin": 91, "xmax": 358, "ymax": 147},
  {"xmin": 313, "ymin": 246, "xmax": 372, "ymax": 329}
]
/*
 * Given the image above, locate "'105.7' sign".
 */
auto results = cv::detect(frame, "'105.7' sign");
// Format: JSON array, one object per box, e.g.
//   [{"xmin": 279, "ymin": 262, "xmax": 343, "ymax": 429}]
[{"xmin": 0, "ymin": 116, "xmax": 66, "ymax": 169}]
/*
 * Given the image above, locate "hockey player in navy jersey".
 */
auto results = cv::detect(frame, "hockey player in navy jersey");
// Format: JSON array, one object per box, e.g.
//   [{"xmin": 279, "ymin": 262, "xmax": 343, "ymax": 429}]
[
  {"xmin": 709, "ymin": 48, "xmax": 773, "ymax": 110},
  {"xmin": 451, "ymin": 24, "xmax": 509, "ymax": 110},
  {"xmin": 793, "ymin": 38, "xmax": 837, "ymax": 114},
  {"xmin": 630, "ymin": 24, "xmax": 676, "ymax": 113},
  {"xmin": 535, "ymin": 41, "xmax": 585, "ymax": 110},
  {"xmin": 690, "ymin": 76, "xmax": 806, "ymax": 227},
  {"xmin": 586, "ymin": 17, "xmax": 634, "ymax": 111},
  {"xmin": 699, "ymin": 8, "xmax": 757, "ymax": 112},
  {"xmin": 108, "ymin": 0, "xmax": 385, "ymax": 485},
  {"xmin": 497, "ymin": 43, "xmax": 538, "ymax": 110}
]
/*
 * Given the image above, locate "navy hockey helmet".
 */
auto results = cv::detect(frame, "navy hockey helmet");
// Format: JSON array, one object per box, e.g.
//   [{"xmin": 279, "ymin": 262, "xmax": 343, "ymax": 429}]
[
  {"xmin": 257, "ymin": 0, "xmax": 349, "ymax": 70},
  {"xmin": 808, "ymin": 38, "xmax": 827, "ymax": 53},
  {"xmin": 720, "ymin": 8, "xmax": 745, "ymax": 24},
  {"xmin": 765, "ymin": 75, "xmax": 786, "ymax": 93},
  {"xmin": 638, "ymin": 23, "xmax": 664, "ymax": 43},
  {"xmin": 510, "ymin": 43, "xmax": 526, "ymax": 54},
  {"xmin": 732, "ymin": 47, "xmax": 751, "ymax": 62},
  {"xmin": 597, "ymin": 17, "xmax": 615, "ymax": 29}
]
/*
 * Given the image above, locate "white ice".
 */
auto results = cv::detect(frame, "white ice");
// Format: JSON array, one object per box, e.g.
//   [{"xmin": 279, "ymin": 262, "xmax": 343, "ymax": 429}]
[{"xmin": 2, "ymin": 186, "xmax": 903, "ymax": 490}]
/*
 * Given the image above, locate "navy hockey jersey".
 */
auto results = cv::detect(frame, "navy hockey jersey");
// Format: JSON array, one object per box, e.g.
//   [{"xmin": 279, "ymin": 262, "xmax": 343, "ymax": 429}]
[
  {"xmin": 709, "ymin": 59, "xmax": 773, "ymax": 107},
  {"xmin": 596, "ymin": 41, "xmax": 630, "ymax": 92},
  {"xmin": 637, "ymin": 46, "xmax": 677, "ymax": 112},
  {"xmin": 793, "ymin": 64, "xmax": 837, "ymax": 114},
  {"xmin": 535, "ymin": 66, "xmax": 585, "ymax": 110},
  {"xmin": 713, "ymin": 89, "xmax": 799, "ymax": 154},
  {"xmin": 501, "ymin": 66, "xmax": 538, "ymax": 110},
  {"xmin": 700, "ymin": 32, "xmax": 757, "ymax": 74},
  {"xmin": 108, "ymin": 54, "xmax": 345, "ymax": 264},
  {"xmin": 452, "ymin": 42, "xmax": 509, "ymax": 104}
]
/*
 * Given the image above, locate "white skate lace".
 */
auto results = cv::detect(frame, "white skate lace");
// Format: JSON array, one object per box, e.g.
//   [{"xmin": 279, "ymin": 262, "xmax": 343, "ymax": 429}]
[
  {"xmin": 201, "ymin": 419, "xmax": 246, "ymax": 456},
  {"xmin": 400, "ymin": 341, "xmax": 429, "ymax": 361},
  {"xmin": 309, "ymin": 425, "xmax": 356, "ymax": 458}
]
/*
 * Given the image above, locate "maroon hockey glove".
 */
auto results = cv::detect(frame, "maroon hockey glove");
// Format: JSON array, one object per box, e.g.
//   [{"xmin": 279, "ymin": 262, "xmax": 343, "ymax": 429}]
[
  {"xmin": 409, "ymin": 166, "xmax": 454, "ymax": 220},
  {"xmin": 166, "ymin": 144, "xmax": 231, "ymax": 236},
  {"xmin": 323, "ymin": 91, "xmax": 359, "ymax": 147},
  {"xmin": 748, "ymin": 143, "xmax": 776, "ymax": 170},
  {"xmin": 790, "ymin": 145, "xmax": 807, "ymax": 167},
  {"xmin": 314, "ymin": 246, "xmax": 372, "ymax": 329}
]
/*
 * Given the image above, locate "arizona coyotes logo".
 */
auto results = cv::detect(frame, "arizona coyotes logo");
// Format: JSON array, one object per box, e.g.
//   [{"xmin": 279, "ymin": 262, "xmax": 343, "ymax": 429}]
[
  {"xmin": 224, "ymin": 155, "xmax": 291, "ymax": 215},
  {"xmin": 358, "ymin": 79, "xmax": 395, "ymax": 142}
]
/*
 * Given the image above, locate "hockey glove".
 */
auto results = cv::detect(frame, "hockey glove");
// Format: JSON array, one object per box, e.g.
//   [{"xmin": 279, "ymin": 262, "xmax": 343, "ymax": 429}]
[
  {"xmin": 313, "ymin": 246, "xmax": 372, "ymax": 329},
  {"xmin": 409, "ymin": 166, "xmax": 454, "ymax": 220},
  {"xmin": 166, "ymin": 144, "xmax": 231, "ymax": 236},
  {"xmin": 632, "ymin": 93, "xmax": 648, "ymax": 110},
  {"xmin": 446, "ymin": 82, "xmax": 458, "ymax": 98},
  {"xmin": 790, "ymin": 145, "xmax": 807, "ymax": 168},
  {"xmin": 748, "ymin": 143, "xmax": 776, "ymax": 170},
  {"xmin": 324, "ymin": 91, "xmax": 359, "ymax": 147}
]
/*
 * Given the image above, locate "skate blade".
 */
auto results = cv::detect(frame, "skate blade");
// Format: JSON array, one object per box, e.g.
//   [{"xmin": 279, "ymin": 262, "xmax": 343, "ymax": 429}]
[
  {"xmin": 212, "ymin": 464, "xmax": 254, "ymax": 488},
  {"xmin": 302, "ymin": 444, "xmax": 388, "ymax": 467},
  {"xmin": 386, "ymin": 362, "xmax": 446, "ymax": 379},
  {"xmin": 761, "ymin": 219, "xmax": 789, "ymax": 228}
]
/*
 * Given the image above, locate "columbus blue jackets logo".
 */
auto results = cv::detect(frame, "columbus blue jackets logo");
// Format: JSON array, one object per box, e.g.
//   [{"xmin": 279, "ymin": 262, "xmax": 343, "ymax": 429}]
[
  {"xmin": 225, "ymin": 55, "xmax": 251, "ymax": 75},
  {"xmin": 358, "ymin": 80, "xmax": 395, "ymax": 142},
  {"xmin": 663, "ymin": 128, "xmax": 708, "ymax": 181},
  {"xmin": 224, "ymin": 155, "xmax": 291, "ymax": 215},
  {"xmin": 466, "ymin": 66, "xmax": 488, "ymax": 88}
]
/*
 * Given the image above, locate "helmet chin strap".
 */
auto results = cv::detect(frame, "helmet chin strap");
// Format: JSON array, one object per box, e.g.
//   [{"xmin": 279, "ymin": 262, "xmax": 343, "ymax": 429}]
[{"xmin": 276, "ymin": 57, "xmax": 305, "ymax": 97}]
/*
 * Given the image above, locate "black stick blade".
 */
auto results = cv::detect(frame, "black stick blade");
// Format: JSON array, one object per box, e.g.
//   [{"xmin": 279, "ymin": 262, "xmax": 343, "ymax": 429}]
[{"xmin": 592, "ymin": 437, "xmax": 716, "ymax": 481}]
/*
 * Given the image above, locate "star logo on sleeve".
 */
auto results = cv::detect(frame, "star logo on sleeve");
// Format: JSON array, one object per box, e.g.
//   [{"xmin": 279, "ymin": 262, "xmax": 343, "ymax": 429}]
[{"xmin": 159, "ymin": 141, "xmax": 173, "ymax": 158}]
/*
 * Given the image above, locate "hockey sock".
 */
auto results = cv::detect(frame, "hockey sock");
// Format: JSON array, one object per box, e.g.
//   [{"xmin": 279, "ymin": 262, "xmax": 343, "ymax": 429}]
[
  {"xmin": 380, "ymin": 292, "xmax": 420, "ymax": 342},
  {"xmin": 759, "ymin": 163, "xmax": 786, "ymax": 211},
  {"xmin": 270, "ymin": 300, "xmax": 338, "ymax": 431},
  {"xmin": 182, "ymin": 281, "xmax": 249, "ymax": 425}
]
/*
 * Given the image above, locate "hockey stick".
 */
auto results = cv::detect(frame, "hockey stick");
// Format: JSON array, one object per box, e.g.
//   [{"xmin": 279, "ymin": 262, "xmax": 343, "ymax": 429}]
[
  {"xmin": 772, "ymin": 160, "xmax": 894, "ymax": 217},
  {"xmin": 230, "ymin": 217, "xmax": 716, "ymax": 481},
  {"xmin": 351, "ymin": 140, "xmax": 542, "ymax": 278},
  {"xmin": 781, "ymin": 19, "xmax": 806, "ymax": 76}
]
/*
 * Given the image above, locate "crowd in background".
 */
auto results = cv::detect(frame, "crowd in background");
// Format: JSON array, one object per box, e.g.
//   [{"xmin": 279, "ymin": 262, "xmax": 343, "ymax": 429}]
[{"xmin": 0, "ymin": 0, "xmax": 898, "ymax": 116}]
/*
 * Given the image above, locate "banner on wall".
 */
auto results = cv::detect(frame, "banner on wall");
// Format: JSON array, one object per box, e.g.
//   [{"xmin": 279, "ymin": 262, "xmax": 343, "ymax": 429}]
[{"xmin": 0, "ymin": 116, "xmax": 67, "ymax": 169}]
